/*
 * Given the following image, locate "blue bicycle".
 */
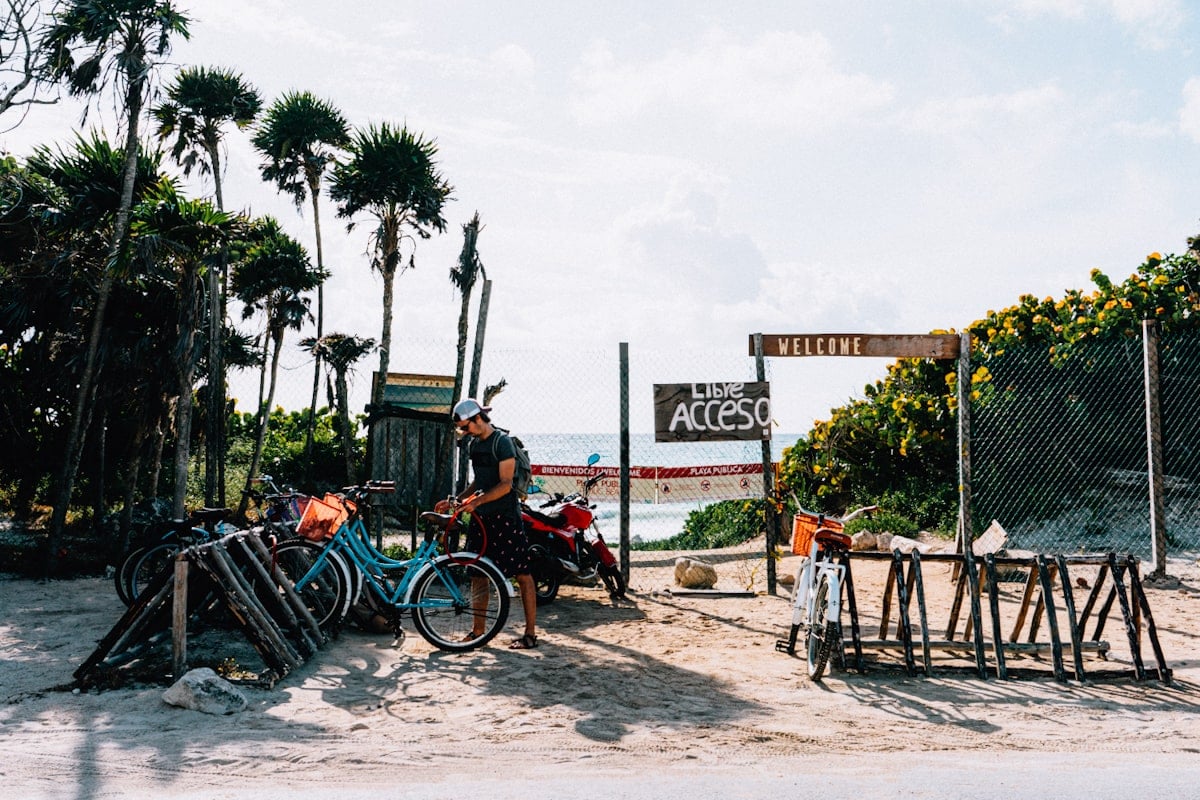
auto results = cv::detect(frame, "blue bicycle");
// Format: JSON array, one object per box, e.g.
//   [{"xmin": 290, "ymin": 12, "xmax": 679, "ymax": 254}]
[{"xmin": 282, "ymin": 481, "xmax": 514, "ymax": 652}]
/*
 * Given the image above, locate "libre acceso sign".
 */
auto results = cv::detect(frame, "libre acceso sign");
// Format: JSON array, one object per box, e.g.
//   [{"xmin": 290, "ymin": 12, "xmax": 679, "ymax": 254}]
[{"xmin": 653, "ymin": 382, "xmax": 771, "ymax": 443}]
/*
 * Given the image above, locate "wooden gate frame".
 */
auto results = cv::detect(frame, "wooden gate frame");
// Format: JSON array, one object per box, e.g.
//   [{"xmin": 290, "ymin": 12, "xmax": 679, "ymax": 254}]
[{"xmin": 75, "ymin": 531, "xmax": 329, "ymax": 689}]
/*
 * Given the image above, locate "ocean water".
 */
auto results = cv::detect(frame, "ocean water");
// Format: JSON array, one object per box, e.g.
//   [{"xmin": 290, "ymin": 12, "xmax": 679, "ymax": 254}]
[
  {"xmin": 520, "ymin": 432, "xmax": 800, "ymax": 469},
  {"xmin": 521, "ymin": 432, "xmax": 801, "ymax": 543}
]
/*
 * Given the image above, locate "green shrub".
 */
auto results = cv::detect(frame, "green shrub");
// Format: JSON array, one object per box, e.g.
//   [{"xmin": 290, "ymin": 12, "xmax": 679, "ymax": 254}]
[
  {"xmin": 845, "ymin": 510, "xmax": 919, "ymax": 537},
  {"xmin": 633, "ymin": 498, "xmax": 766, "ymax": 551}
]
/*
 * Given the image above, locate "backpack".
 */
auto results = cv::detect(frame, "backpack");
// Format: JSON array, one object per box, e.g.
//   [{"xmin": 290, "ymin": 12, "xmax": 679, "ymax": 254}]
[{"xmin": 492, "ymin": 427, "xmax": 532, "ymax": 499}]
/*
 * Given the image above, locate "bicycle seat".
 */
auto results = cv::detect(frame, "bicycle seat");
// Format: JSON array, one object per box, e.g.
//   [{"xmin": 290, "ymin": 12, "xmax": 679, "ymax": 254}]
[
  {"xmin": 814, "ymin": 527, "xmax": 852, "ymax": 552},
  {"xmin": 419, "ymin": 511, "xmax": 466, "ymax": 532}
]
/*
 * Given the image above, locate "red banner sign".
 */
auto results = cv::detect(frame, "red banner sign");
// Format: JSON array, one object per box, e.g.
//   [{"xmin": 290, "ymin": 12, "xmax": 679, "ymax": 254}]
[{"xmin": 531, "ymin": 463, "xmax": 764, "ymax": 503}]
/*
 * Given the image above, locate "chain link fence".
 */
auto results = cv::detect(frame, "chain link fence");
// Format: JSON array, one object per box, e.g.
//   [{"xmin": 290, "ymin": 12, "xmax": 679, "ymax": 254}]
[
  {"xmin": 241, "ymin": 325, "xmax": 1200, "ymax": 564},
  {"xmin": 245, "ymin": 337, "xmax": 786, "ymax": 549},
  {"xmin": 972, "ymin": 328, "xmax": 1200, "ymax": 557}
]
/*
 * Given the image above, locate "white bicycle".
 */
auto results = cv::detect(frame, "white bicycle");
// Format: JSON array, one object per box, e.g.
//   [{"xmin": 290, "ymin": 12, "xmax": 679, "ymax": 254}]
[{"xmin": 776, "ymin": 505, "xmax": 876, "ymax": 680}]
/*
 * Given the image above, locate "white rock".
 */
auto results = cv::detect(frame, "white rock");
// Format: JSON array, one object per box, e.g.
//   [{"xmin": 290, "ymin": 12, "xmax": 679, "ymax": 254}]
[
  {"xmin": 674, "ymin": 557, "xmax": 718, "ymax": 589},
  {"xmin": 163, "ymin": 667, "xmax": 247, "ymax": 715},
  {"xmin": 851, "ymin": 531, "xmax": 877, "ymax": 551},
  {"xmin": 887, "ymin": 535, "xmax": 933, "ymax": 555},
  {"xmin": 875, "ymin": 532, "xmax": 894, "ymax": 552}
]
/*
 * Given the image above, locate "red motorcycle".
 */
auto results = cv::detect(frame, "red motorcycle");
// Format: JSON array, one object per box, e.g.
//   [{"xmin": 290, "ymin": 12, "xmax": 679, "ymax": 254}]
[{"xmin": 523, "ymin": 454, "xmax": 626, "ymax": 605}]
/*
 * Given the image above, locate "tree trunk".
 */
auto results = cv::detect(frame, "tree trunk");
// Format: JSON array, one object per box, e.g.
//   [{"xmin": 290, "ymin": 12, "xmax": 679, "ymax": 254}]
[
  {"xmin": 377, "ymin": 264, "xmax": 395, "ymax": 403},
  {"xmin": 46, "ymin": 78, "xmax": 145, "ymax": 576},
  {"xmin": 149, "ymin": 410, "xmax": 166, "ymax": 499},
  {"xmin": 117, "ymin": 424, "xmax": 147, "ymax": 559},
  {"xmin": 304, "ymin": 176, "xmax": 325, "ymax": 480},
  {"xmin": 204, "ymin": 140, "xmax": 224, "ymax": 507},
  {"xmin": 238, "ymin": 325, "xmax": 284, "ymax": 519},
  {"xmin": 336, "ymin": 370, "xmax": 353, "ymax": 484},
  {"xmin": 171, "ymin": 264, "xmax": 204, "ymax": 518}
]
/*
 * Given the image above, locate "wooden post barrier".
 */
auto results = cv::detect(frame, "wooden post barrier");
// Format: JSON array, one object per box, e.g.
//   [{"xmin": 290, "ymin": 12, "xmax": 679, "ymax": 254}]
[
  {"xmin": 831, "ymin": 550, "xmax": 1171, "ymax": 683},
  {"xmin": 75, "ymin": 530, "xmax": 330, "ymax": 689}
]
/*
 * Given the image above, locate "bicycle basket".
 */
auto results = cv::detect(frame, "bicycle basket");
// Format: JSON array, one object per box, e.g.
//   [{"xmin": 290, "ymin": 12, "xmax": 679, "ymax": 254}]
[
  {"xmin": 791, "ymin": 511, "xmax": 844, "ymax": 556},
  {"xmin": 297, "ymin": 495, "xmax": 350, "ymax": 541}
]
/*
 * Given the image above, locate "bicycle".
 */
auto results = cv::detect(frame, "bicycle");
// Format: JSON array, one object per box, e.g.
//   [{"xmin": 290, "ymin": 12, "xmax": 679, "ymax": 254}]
[
  {"xmin": 286, "ymin": 481, "xmax": 514, "ymax": 652},
  {"xmin": 243, "ymin": 475, "xmax": 308, "ymax": 529},
  {"xmin": 776, "ymin": 505, "xmax": 876, "ymax": 680},
  {"xmin": 115, "ymin": 506, "xmax": 235, "ymax": 605}
]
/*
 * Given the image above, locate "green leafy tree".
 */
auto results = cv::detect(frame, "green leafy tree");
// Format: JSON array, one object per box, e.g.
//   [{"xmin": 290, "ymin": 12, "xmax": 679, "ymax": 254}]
[
  {"xmin": 130, "ymin": 181, "xmax": 234, "ymax": 516},
  {"xmin": 778, "ymin": 246, "xmax": 1200, "ymax": 536},
  {"xmin": 251, "ymin": 91, "xmax": 349, "ymax": 476},
  {"xmin": 328, "ymin": 122, "xmax": 453, "ymax": 399},
  {"xmin": 39, "ymin": 0, "xmax": 189, "ymax": 574}
]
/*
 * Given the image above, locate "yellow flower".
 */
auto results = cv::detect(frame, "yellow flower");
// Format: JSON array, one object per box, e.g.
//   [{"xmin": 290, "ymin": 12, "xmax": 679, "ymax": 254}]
[{"xmin": 1148, "ymin": 252, "xmax": 1162, "ymax": 261}]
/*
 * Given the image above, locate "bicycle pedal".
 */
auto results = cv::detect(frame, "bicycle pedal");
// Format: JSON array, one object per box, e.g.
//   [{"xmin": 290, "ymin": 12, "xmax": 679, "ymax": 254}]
[{"xmin": 774, "ymin": 639, "xmax": 792, "ymax": 653}]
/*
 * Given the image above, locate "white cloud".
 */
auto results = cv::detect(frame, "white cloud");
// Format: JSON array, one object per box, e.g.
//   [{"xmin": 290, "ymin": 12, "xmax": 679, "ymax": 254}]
[
  {"xmin": 900, "ymin": 84, "xmax": 1068, "ymax": 134},
  {"xmin": 1179, "ymin": 77, "xmax": 1200, "ymax": 143},
  {"xmin": 988, "ymin": 0, "xmax": 1186, "ymax": 48},
  {"xmin": 570, "ymin": 29, "xmax": 894, "ymax": 132}
]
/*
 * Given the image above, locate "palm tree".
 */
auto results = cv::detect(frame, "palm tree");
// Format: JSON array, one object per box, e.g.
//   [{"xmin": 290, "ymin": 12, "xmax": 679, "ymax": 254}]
[
  {"xmin": 153, "ymin": 65, "xmax": 259, "ymax": 211},
  {"xmin": 251, "ymin": 91, "xmax": 349, "ymax": 478},
  {"xmin": 301, "ymin": 333, "xmax": 375, "ymax": 484},
  {"xmin": 39, "ymin": 0, "xmax": 189, "ymax": 574},
  {"xmin": 231, "ymin": 217, "xmax": 324, "ymax": 518},
  {"xmin": 328, "ymin": 122, "xmax": 453, "ymax": 401},
  {"xmin": 442, "ymin": 211, "xmax": 485, "ymax": 490},
  {"xmin": 154, "ymin": 64, "xmax": 260, "ymax": 507}
]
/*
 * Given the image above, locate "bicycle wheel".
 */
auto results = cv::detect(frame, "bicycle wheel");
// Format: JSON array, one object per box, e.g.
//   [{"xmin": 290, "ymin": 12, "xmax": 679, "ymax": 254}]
[
  {"xmin": 115, "ymin": 543, "xmax": 154, "ymax": 605},
  {"xmin": 806, "ymin": 574, "xmax": 840, "ymax": 681},
  {"xmin": 271, "ymin": 539, "xmax": 354, "ymax": 631},
  {"xmin": 410, "ymin": 556, "xmax": 510, "ymax": 652},
  {"xmin": 599, "ymin": 563, "xmax": 626, "ymax": 601},
  {"xmin": 129, "ymin": 542, "xmax": 180, "ymax": 603}
]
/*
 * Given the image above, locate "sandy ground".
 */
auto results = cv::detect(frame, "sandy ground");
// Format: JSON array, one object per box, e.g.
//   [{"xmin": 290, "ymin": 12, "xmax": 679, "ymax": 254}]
[{"xmin": 2, "ymin": 542, "xmax": 1199, "ymax": 799}]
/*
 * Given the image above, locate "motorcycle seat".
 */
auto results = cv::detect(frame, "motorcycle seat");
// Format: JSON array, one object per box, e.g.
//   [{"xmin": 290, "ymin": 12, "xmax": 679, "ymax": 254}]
[{"xmin": 523, "ymin": 507, "xmax": 568, "ymax": 529}]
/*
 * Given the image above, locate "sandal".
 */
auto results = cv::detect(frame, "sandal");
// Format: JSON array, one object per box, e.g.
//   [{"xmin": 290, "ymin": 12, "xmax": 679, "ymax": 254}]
[{"xmin": 508, "ymin": 633, "xmax": 538, "ymax": 650}]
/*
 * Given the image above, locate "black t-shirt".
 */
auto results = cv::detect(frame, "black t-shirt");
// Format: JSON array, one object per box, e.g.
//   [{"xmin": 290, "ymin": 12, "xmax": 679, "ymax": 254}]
[{"xmin": 469, "ymin": 431, "xmax": 519, "ymax": 516}]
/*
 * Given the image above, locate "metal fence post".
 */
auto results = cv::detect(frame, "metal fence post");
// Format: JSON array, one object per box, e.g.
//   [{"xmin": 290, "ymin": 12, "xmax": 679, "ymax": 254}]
[
  {"xmin": 619, "ymin": 342, "xmax": 631, "ymax": 583},
  {"xmin": 1143, "ymin": 320, "xmax": 1168, "ymax": 578},
  {"xmin": 957, "ymin": 331, "xmax": 973, "ymax": 550},
  {"xmin": 753, "ymin": 333, "xmax": 777, "ymax": 594}
]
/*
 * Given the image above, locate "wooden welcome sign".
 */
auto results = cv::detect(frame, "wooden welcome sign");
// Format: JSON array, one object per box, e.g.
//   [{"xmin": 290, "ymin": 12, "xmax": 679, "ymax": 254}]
[{"xmin": 750, "ymin": 333, "xmax": 961, "ymax": 360}]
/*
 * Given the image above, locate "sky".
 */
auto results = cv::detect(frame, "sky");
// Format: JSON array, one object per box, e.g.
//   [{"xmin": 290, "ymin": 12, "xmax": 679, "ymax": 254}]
[{"xmin": 3, "ymin": 0, "xmax": 1198, "ymax": 434}]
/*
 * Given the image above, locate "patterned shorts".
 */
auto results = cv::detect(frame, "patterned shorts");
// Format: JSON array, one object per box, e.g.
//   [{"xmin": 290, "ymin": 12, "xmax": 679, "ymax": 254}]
[{"xmin": 468, "ymin": 509, "xmax": 531, "ymax": 577}]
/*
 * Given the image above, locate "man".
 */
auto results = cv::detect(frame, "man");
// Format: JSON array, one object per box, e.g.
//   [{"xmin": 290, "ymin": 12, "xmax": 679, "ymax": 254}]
[{"xmin": 436, "ymin": 398, "xmax": 538, "ymax": 649}]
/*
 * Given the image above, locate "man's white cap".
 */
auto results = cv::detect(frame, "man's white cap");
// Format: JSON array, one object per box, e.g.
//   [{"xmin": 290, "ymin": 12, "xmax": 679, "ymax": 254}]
[{"xmin": 452, "ymin": 398, "xmax": 491, "ymax": 421}]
